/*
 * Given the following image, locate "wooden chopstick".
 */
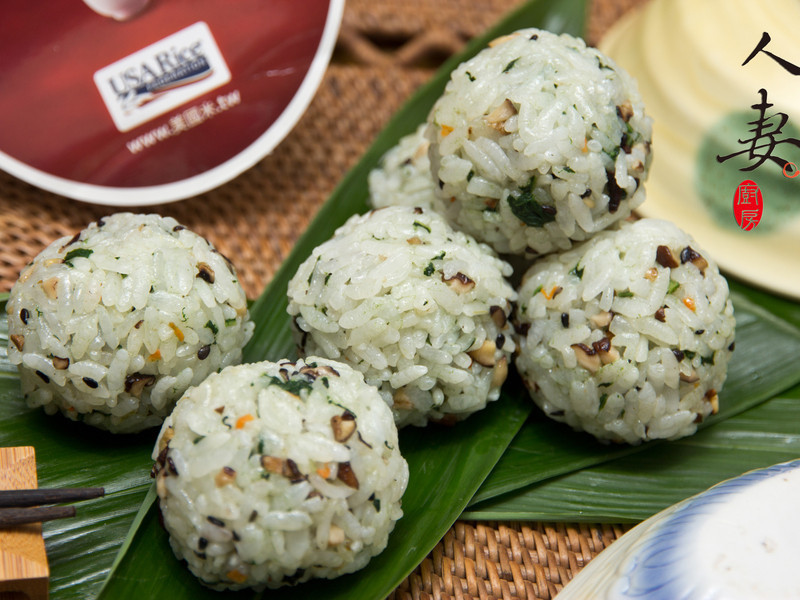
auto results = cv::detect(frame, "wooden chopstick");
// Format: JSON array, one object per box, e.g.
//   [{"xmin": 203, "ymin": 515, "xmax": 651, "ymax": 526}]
[
  {"xmin": 0, "ymin": 487, "xmax": 104, "ymax": 527},
  {"xmin": 0, "ymin": 506, "xmax": 76, "ymax": 528},
  {"xmin": 0, "ymin": 487, "xmax": 105, "ymax": 507}
]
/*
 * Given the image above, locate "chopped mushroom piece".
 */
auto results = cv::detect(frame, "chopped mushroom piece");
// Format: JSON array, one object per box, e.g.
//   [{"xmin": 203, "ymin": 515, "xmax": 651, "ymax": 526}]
[
  {"xmin": 468, "ymin": 340, "xmax": 497, "ymax": 367},
  {"xmin": 680, "ymin": 246, "xmax": 708, "ymax": 274},
  {"xmin": 261, "ymin": 456, "xmax": 305, "ymax": 483},
  {"xmin": 52, "ymin": 356, "xmax": 69, "ymax": 370},
  {"xmin": 9, "ymin": 334, "xmax": 24, "ymax": 351},
  {"xmin": 590, "ymin": 311, "xmax": 614, "ymax": 328},
  {"xmin": 215, "ymin": 466, "xmax": 236, "ymax": 487},
  {"xmin": 331, "ymin": 412, "xmax": 357, "ymax": 443},
  {"xmin": 571, "ymin": 343, "xmax": 601, "ymax": 373},
  {"xmin": 489, "ymin": 305, "xmax": 507, "ymax": 328},
  {"xmin": 442, "ymin": 272, "xmax": 475, "ymax": 293},
  {"xmin": 406, "ymin": 237, "xmax": 423, "ymax": 245},
  {"xmin": 655, "ymin": 245, "xmax": 679, "ymax": 269},
  {"xmin": 616, "ymin": 101, "xmax": 634, "ymax": 122},
  {"xmin": 491, "ymin": 356, "xmax": 508, "ymax": 387},
  {"xmin": 124, "ymin": 373, "xmax": 156, "ymax": 397},
  {"xmin": 488, "ymin": 32, "xmax": 520, "ymax": 47},
  {"xmin": 158, "ymin": 426, "xmax": 175, "ymax": 453},
  {"xmin": 336, "ymin": 462, "xmax": 359, "ymax": 489},
  {"xmin": 486, "ymin": 99, "xmax": 517, "ymax": 132},
  {"xmin": 196, "ymin": 262, "xmax": 215, "ymax": 284},
  {"xmin": 392, "ymin": 389, "xmax": 414, "ymax": 410},
  {"xmin": 592, "ymin": 338, "xmax": 619, "ymax": 364},
  {"xmin": 328, "ymin": 524, "xmax": 346, "ymax": 546},
  {"xmin": 680, "ymin": 371, "xmax": 700, "ymax": 383},
  {"xmin": 40, "ymin": 277, "xmax": 59, "ymax": 299},
  {"xmin": 644, "ymin": 267, "xmax": 658, "ymax": 281},
  {"xmin": 705, "ymin": 388, "xmax": 719, "ymax": 414}
]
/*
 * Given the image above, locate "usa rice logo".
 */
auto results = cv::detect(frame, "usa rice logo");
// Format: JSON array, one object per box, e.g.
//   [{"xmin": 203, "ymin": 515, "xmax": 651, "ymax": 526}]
[{"xmin": 733, "ymin": 180, "xmax": 763, "ymax": 231}]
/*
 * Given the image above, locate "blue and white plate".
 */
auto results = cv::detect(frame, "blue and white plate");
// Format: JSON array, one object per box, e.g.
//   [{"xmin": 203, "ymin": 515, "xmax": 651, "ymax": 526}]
[{"xmin": 558, "ymin": 460, "xmax": 800, "ymax": 600}]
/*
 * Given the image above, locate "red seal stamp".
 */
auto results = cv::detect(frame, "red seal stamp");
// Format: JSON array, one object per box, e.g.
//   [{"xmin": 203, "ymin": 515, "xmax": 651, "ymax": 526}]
[{"xmin": 733, "ymin": 180, "xmax": 763, "ymax": 231}]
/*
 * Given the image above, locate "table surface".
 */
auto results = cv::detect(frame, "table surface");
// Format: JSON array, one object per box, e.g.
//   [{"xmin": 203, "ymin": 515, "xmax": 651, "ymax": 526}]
[{"xmin": 0, "ymin": 1, "xmax": 646, "ymax": 598}]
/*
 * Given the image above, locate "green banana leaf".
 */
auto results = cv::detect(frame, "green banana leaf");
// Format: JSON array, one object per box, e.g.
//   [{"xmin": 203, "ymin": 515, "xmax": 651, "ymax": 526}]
[
  {"xmin": 3, "ymin": 0, "xmax": 800, "ymax": 598},
  {"xmin": 463, "ymin": 384, "xmax": 800, "ymax": 522},
  {"xmin": 470, "ymin": 289, "xmax": 800, "ymax": 505}
]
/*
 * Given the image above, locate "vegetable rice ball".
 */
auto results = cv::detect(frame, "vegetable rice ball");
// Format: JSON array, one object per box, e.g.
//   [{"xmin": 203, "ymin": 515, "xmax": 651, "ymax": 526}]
[
  {"xmin": 514, "ymin": 218, "xmax": 735, "ymax": 444},
  {"xmin": 152, "ymin": 357, "xmax": 408, "ymax": 591},
  {"xmin": 368, "ymin": 123, "xmax": 441, "ymax": 211},
  {"xmin": 287, "ymin": 206, "xmax": 517, "ymax": 428},
  {"xmin": 427, "ymin": 28, "xmax": 652, "ymax": 256},
  {"xmin": 6, "ymin": 213, "xmax": 254, "ymax": 433}
]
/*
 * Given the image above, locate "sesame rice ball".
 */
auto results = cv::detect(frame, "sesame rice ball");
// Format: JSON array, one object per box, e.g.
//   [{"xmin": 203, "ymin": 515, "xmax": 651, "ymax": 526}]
[
  {"xmin": 6, "ymin": 213, "xmax": 254, "ymax": 433},
  {"xmin": 287, "ymin": 206, "xmax": 517, "ymax": 428},
  {"xmin": 514, "ymin": 218, "xmax": 735, "ymax": 444},
  {"xmin": 368, "ymin": 123, "xmax": 441, "ymax": 211},
  {"xmin": 427, "ymin": 28, "xmax": 652, "ymax": 256},
  {"xmin": 152, "ymin": 357, "xmax": 408, "ymax": 591}
]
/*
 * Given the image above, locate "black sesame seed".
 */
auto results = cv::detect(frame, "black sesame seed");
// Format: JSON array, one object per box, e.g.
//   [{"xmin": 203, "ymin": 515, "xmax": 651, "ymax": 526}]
[
  {"xmin": 83, "ymin": 377, "xmax": 99, "ymax": 389},
  {"xmin": 495, "ymin": 334, "xmax": 505, "ymax": 350},
  {"xmin": 197, "ymin": 345, "xmax": 211, "ymax": 360},
  {"xmin": 561, "ymin": 312, "xmax": 569, "ymax": 328},
  {"xmin": 198, "ymin": 537, "xmax": 208, "ymax": 550},
  {"xmin": 249, "ymin": 510, "xmax": 258, "ymax": 522},
  {"xmin": 672, "ymin": 349, "xmax": 685, "ymax": 362},
  {"xmin": 173, "ymin": 225, "xmax": 185, "ymax": 232},
  {"xmin": 695, "ymin": 329, "xmax": 705, "ymax": 335},
  {"xmin": 530, "ymin": 33, "xmax": 538, "ymax": 40},
  {"xmin": 20, "ymin": 308, "xmax": 30, "ymax": 324},
  {"xmin": 36, "ymin": 370, "xmax": 50, "ymax": 383},
  {"xmin": 728, "ymin": 341, "xmax": 735, "ymax": 352},
  {"xmin": 207, "ymin": 516, "xmax": 225, "ymax": 527}
]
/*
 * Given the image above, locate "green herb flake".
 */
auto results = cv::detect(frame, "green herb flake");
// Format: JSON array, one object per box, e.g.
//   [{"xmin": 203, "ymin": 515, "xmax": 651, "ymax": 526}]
[
  {"xmin": 599, "ymin": 393, "xmax": 608, "ymax": 410},
  {"xmin": 432, "ymin": 251, "xmax": 446, "ymax": 261},
  {"xmin": 667, "ymin": 279, "xmax": 680, "ymax": 294},
  {"xmin": 225, "ymin": 318, "xmax": 236, "ymax": 327},
  {"xmin": 683, "ymin": 350, "xmax": 697, "ymax": 360},
  {"xmin": 466, "ymin": 71, "xmax": 476, "ymax": 82},
  {"xmin": 502, "ymin": 57, "xmax": 520, "ymax": 73},
  {"xmin": 569, "ymin": 264, "xmax": 584, "ymax": 279},
  {"xmin": 532, "ymin": 284, "xmax": 543, "ymax": 296},
  {"xmin": 267, "ymin": 375, "xmax": 313, "ymax": 397},
  {"xmin": 563, "ymin": 166, "xmax": 575, "ymax": 173},
  {"xmin": 507, "ymin": 180, "xmax": 557, "ymax": 227},
  {"xmin": 701, "ymin": 355, "xmax": 715, "ymax": 365},
  {"xmin": 193, "ymin": 436, "xmax": 205, "ymax": 444},
  {"xmin": 324, "ymin": 273, "xmax": 331, "ymax": 285},
  {"xmin": 467, "ymin": 170, "xmax": 475, "ymax": 182},
  {"xmin": 617, "ymin": 290, "xmax": 634, "ymax": 298},
  {"xmin": 205, "ymin": 320, "xmax": 219, "ymax": 335},
  {"xmin": 413, "ymin": 221, "xmax": 431, "ymax": 233},
  {"xmin": 63, "ymin": 248, "xmax": 93, "ymax": 267},
  {"xmin": 423, "ymin": 263, "xmax": 435, "ymax": 276},
  {"xmin": 373, "ymin": 497, "xmax": 382, "ymax": 512}
]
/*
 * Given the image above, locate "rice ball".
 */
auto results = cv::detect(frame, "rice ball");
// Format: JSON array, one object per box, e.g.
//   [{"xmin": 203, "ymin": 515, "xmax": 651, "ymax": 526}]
[
  {"xmin": 287, "ymin": 206, "xmax": 517, "ymax": 428},
  {"xmin": 368, "ymin": 123, "xmax": 441, "ymax": 211},
  {"xmin": 6, "ymin": 213, "xmax": 254, "ymax": 433},
  {"xmin": 427, "ymin": 28, "xmax": 652, "ymax": 256},
  {"xmin": 514, "ymin": 218, "xmax": 735, "ymax": 444},
  {"xmin": 151, "ymin": 357, "xmax": 408, "ymax": 591}
]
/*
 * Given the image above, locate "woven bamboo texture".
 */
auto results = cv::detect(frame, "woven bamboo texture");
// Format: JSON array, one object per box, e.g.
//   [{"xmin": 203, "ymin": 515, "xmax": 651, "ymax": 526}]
[{"xmin": 0, "ymin": 1, "xmax": 645, "ymax": 598}]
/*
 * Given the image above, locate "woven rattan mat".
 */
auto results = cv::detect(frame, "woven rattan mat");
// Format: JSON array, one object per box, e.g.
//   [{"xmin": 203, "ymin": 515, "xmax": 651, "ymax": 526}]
[{"xmin": 1, "ymin": 1, "xmax": 644, "ymax": 598}]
